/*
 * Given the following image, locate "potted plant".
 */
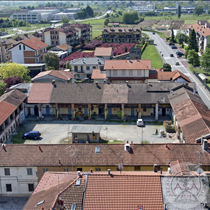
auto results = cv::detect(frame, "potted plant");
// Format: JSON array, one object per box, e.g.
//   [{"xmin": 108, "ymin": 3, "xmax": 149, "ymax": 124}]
[{"xmin": 75, "ymin": 115, "xmax": 79, "ymax": 120}]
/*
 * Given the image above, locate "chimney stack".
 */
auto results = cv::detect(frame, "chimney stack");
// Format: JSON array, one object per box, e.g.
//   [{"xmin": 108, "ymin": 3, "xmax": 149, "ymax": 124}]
[
  {"xmin": 108, "ymin": 169, "xmax": 111, "ymax": 175},
  {"xmin": 77, "ymin": 171, "xmax": 82, "ymax": 178},
  {"xmin": 2, "ymin": 144, "xmax": 6, "ymax": 151},
  {"xmin": 52, "ymin": 80, "xmax": 56, "ymax": 88},
  {"xmin": 154, "ymin": 164, "xmax": 157, "ymax": 173}
]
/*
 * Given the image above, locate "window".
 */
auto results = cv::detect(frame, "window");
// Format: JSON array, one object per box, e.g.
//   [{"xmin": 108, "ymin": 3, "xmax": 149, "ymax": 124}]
[
  {"xmin": 95, "ymin": 168, "xmax": 101, "ymax": 171},
  {"xmin": 23, "ymin": 45, "xmax": 25, "ymax": 50},
  {"xmin": 43, "ymin": 168, "xmax": 48, "ymax": 173},
  {"xmin": 113, "ymin": 70, "xmax": 117, "ymax": 76},
  {"xmin": 56, "ymin": 41, "xmax": 58, "ymax": 45},
  {"xmin": 4, "ymin": 168, "xmax": 10, "ymax": 176},
  {"xmin": 143, "ymin": 108, "xmax": 147, "ymax": 112},
  {"xmin": 122, "ymin": 70, "xmax": 126, "ymax": 76},
  {"xmin": 77, "ymin": 168, "xmax": 82, "ymax": 171},
  {"xmin": 6, "ymin": 184, "xmax": 12, "ymax": 192},
  {"xmin": 86, "ymin": 66, "xmax": 90, "ymax": 70},
  {"xmin": 28, "ymin": 184, "xmax": 34, "ymax": 192},
  {"xmin": 19, "ymin": 45, "xmax": 21, "ymax": 50},
  {"xmin": 93, "ymin": 66, "xmax": 96, "ymax": 69},
  {"xmin": 137, "ymin": 70, "xmax": 141, "ymax": 76},
  {"xmin": 134, "ymin": 166, "xmax": 140, "ymax": 171},
  {"xmin": 129, "ymin": 70, "xmax": 133, "ymax": 76},
  {"xmin": 27, "ymin": 168, "xmax": 33, "ymax": 175},
  {"xmin": 64, "ymin": 168, "xmax": 69, "ymax": 172},
  {"xmin": 75, "ymin": 66, "xmax": 78, "ymax": 72},
  {"xmin": 52, "ymin": 41, "xmax": 54, "ymax": 45}
]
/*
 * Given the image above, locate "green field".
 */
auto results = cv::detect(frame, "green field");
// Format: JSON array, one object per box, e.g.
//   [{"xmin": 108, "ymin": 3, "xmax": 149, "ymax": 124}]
[
  {"xmin": 92, "ymin": 30, "xmax": 102, "ymax": 38},
  {"xmin": 144, "ymin": 14, "xmax": 210, "ymax": 24},
  {"xmin": 79, "ymin": 18, "xmax": 105, "ymax": 25},
  {"xmin": 141, "ymin": 44, "xmax": 163, "ymax": 69}
]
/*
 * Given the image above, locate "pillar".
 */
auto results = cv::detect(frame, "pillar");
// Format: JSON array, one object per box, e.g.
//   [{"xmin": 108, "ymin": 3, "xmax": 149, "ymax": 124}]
[
  {"xmin": 17, "ymin": 107, "xmax": 20, "ymax": 114},
  {"xmin": 38, "ymin": 103, "xmax": 42, "ymax": 118},
  {"xmin": 88, "ymin": 104, "xmax": 91, "ymax": 120},
  {"xmin": 121, "ymin": 104, "xmax": 124, "ymax": 120},
  {"xmin": 12, "ymin": 112, "xmax": 15, "ymax": 119},
  {"xmin": 55, "ymin": 103, "xmax": 58, "ymax": 118},
  {"xmin": 7, "ymin": 117, "xmax": 10, "ymax": 125},
  {"xmin": 71, "ymin": 104, "xmax": 75, "ymax": 120},
  {"xmin": 138, "ymin": 104, "xmax": 141, "ymax": 119},
  {"xmin": 2, "ymin": 122, "xmax": 5, "ymax": 130},
  {"xmin": 104, "ymin": 104, "xmax": 108, "ymax": 120},
  {"xmin": 155, "ymin": 103, "xmax": 159, "ymax": 120}
]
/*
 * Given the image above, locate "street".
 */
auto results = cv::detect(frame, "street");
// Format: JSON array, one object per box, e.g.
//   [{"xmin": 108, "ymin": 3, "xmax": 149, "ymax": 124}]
[{"xmin": 145, "ymin": 31, "xmax": 210, "ymax": 109}]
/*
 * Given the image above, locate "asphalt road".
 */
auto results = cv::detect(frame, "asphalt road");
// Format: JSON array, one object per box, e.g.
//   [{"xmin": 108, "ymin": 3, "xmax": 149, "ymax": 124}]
[
  {"xmin": 145, "ymin": 31, "xmax": 210, "ymax": 109},
  {"xmin": 0, "ymin": 10, "xmax": 112, "ymax": 39}
]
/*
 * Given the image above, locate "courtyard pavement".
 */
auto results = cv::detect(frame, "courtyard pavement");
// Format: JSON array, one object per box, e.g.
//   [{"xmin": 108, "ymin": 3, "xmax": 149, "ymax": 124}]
[{"xmin": 0, "ymin": 196, "xmax": 29, "ymax": 210}]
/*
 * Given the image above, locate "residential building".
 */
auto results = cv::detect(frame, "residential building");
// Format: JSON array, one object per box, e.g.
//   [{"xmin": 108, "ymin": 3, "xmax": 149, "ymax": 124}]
[
  {"xmin": 168, "ymin": 85, "xmax": 210, "ymax": 143},
  {"xmin": 9, "ymin": 38, "xmax": 48, "ymax": 64},
  {"xmin": 94, "ymin": 47, "xmax": 113, "ymax": 60},
  {"xmin": 71, "ymin": 126, "xmax": 102, "ymax": 143},
  {"xmin": 24, "ymin": 82, "xmax": 196, "ymax": 121},
  {"xmin": 158, "ymin": 70, "xmax": 191, "ymax": 83},
  {"xmin": 102, "ymin": 27, "xmax": 141, "ymax": 43},
  {"xmin": 10, "ymin": 10, "xmax": 41, "ymax": 23},
  {"xmin": 104, "ymin": 59, "xmax": 157, "ymax": 84},
  {"xmin": 91, "ymin": 69, "xmax": 107, "ymax": 83},
  {"xmin": 0, "ymin": 39, "xmax": 12, "ymax": 63},
  {"xmin": 49, "ymin": 43, "xmax": 72, "ymax": 59},
  {"xmin": 69, "ymin": 57, "xmax": 105, "ymax": 79},
  {"xmin": 43, "ymin": 23, "xmax": 92, "ymax": 47},
  {"xmin": 31, "ymin": 70, "xmax": 74, "ymax": 83},
  {"xmin": 0, "ymin": 89, "xmax": 27, "ymax": 143},
  {"xmin": 0, "ymin": 142, "xmax": 210, "ymax": 196},
  {"xmin": 115, "ymin": 47, "xmax": 141, "ymax": 60}
]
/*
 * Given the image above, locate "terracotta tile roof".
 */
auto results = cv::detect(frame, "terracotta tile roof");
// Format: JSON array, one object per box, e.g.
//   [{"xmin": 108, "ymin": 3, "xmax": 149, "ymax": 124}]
[
  {"xmin": 0, "ymin": 143, "xmax": 209, "ymax": 167},
  {"xmin": 84, "ymin": 174, "xmax": 163, "ymax": 210},
  {"xmin": 22, "ymin": 38, "xmax": 48, "ymax": 50},
  {"xmin": 158, "ymin": 70, "xmax": 191, "ymax": 82},
  {"xmin": 168, "ymin": 88, "xmax": 210, "ymax": 143},
  {"xmin": 104, "ymin": 60, "xmax": 151, "ymax": 70},
  {"xmin": 0, "ymin": 89, "xmax": 27, "ymax": 106},
  {"xmin": 57, "ymin": 43, "xmax": 72, "ymax": 51},
  {"xmin": 94, "ymin": 47, "xmax": 112, "ymax": 57},
  {"xmin": 186, "ymin": 23, "xmax": 210, "ymax": 37},
  {"xmin": 31, "ymin": 70, "xmax": 74, "ymax": 81},
  {"xmin": 23, "ymin": 172, "xmax": 78, "ymax": 210},
  {"xmin": 27, "ymin": 83, "xmax": 53, "ymax": 103},
  {"xmin": 91, "ymin": 69, "xmax": 106, "ymax": 80},
  {"xmin": 0, "ymin": 101, "xmax": 16, "ymax": 125}
]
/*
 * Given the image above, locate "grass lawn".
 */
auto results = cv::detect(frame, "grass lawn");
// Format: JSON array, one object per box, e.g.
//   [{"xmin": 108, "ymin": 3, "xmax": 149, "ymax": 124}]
[
  {"xmin": 11, "ymin": 127, "xmax": 25, "ymax": 144},
  {"xmin": 79, "ymin": 18, "xmax": 105, "ymax": 25},
  {"xmin": 141, "ymin": 44, "xmax": 163, "ymax": 69},
  {"xmin": 92, "ymin": 30, "xmax": 102, "ymax": 39}
]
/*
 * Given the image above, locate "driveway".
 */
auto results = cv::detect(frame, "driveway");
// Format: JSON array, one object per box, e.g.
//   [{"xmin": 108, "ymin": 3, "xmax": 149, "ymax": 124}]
[{"xmin": 22, "ymin": 120, "xmax": 179, "ymax": 144}]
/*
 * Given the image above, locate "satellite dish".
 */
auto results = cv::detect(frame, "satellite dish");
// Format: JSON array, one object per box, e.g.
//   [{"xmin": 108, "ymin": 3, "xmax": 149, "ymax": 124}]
[{"xmin": 197, "ymin": 167, "xmax": 203, "ymax": 175}]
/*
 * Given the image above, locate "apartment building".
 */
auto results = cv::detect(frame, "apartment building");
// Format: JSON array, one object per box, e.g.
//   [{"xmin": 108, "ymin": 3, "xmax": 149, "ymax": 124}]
[
  {"xmin": 9, "ymin": 38, "xmax": 48, "ymax": 64},
  {"xmin": 0, "ymin": 39, "xmax": 12, "ymax": 63},
  {"xmin": 102, "ymin": 27, "xmax": 141, "ymax": 43},
  {"xmin": 104, "ymin": 59, "xmax": 157, "ymax": 84}
]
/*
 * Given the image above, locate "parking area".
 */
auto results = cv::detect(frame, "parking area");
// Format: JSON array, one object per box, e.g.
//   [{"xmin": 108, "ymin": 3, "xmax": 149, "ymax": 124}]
[{"xmin": 18, "ymin": 120, "xmax": 179, "ymax": 144}]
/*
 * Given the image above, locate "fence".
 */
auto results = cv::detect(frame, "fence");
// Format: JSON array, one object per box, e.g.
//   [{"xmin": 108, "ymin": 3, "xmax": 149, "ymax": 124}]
[{"xmin": 193, "ymin": 70, "xmax": 210, "ymax": 92}]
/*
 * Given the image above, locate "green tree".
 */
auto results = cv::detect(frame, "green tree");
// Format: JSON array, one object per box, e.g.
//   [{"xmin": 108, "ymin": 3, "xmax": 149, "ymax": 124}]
[
  {"xmin": 104, "ymin": 18, "xmax": 109, "ymax": 26},
  {"xmin": 124, "ymin": 46, "xmax": 128, "ymax": 52},
  {"xmin": 44, "ymin": 53, "xmax": 59, "ymax": 70},
  {"xmin": 188, "ymin": 29, "xmax": 198, "ymax": 52},
  {"xmin": 188, "ymin": 49, "xmax": 200, "ymax": 67},
  {"xmin": 61, "ymin": 17, "xmax": 69, "ymax": 24},
  {"xmin": 105, "ymin": 13, "xmax": 110, "ymax": 18},
  {"xmin": 208, "ymin": 9, "xmax": 210, "ymax": 15},
  {"xmin": 176, "ymin": 32, "xmax": 188, "ymax": 45},
  {"xmin": 194, "ymin": 5, "xmax": 204, "ymax": 16},
  {"xmin": 122, "ymin": 11, "xmax": 139, "ymax": 24},
  {"xmin": 163, "ymin": 63, "xmax": 172, "ymax": 72},
  {"xmin": 201, "ymin": 47, "xmax": 210, "ymax": 72},
  {"xmin": 66, "ymin": 61, "xmax": 70, "ymax": 69},
  {"xmin": 0, "ymin": 81, "xmax": 6, "ymax": 96},
  {"xmin": 77, "ymin": 11, "xmax": 87, "ymax": 19},
  {"xmin": 0, "ymin": 63, "xmax": 30, "ymax": 81},
  {"xmin": 85, "ymin": 5, "xmax": 94, "ymax": 17},
  {"xmin": 170, "ymin": 28, "xmax": 175, "ymax": 43},
  {"xmin": 178, "ymin": 5, "xmax": 181, "ymax": 18}
]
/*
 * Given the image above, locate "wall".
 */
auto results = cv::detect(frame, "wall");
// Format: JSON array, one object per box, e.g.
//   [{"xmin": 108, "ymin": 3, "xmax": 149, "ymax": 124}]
[
  {"xmin": 72, "ymin": 133, "xmax": 99, "ymax": 143},
  {"xmin": 108, "ymin": 69, "xmax": 149, "ymax": 78},
  {"xmin": 10, "ymin": 44, "xmax": 24, "ymax": 63},
  {"xmin": 141, "ymin": 108, "xmax": 151, "ymax": 116},
  {"xmin": 59, "ymin": 32, "xmax": 66, "ymax": 45},
  {"xmin": 0, "ymin": 167, "xmax": 38, "ymax": 196},
  {"xmin": 44, "ymin": 31, "xmax": 51, "ymax": 46}
]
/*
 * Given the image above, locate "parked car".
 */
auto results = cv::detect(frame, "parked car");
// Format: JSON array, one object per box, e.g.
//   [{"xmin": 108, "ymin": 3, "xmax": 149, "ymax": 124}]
[
  {"xmin": 176, "ymin": 51, "xmax": 184, "ymax": 56},
  {"xmin": 137, "ymin": 119, "xmax": 144, "ymax": 127},
  {"xmin": 171, "ymin": 46, "xmax": 177, "ymax": 49},
  {"xmin": 175, "ymin": 61, "xmax": 180, "ymax": 65},
  {"xmin": 169, "ymin": 43, "xmax": 175, "ymax": 46},
  {"xmin": 22, "ymin": 131, "xmax": 41, "ymax": 140},
  {"xmin": 170, "ymin": 54, "xmax": 174, "ymax": 57},
  {"xmin": 153, "ymin": 32, "xmax": 155, "ymax": 35}
]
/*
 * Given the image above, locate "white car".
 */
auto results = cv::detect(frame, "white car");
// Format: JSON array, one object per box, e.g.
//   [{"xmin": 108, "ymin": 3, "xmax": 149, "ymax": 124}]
[{"xmin": 137, "ymin": 119, "xmax": 144, "ymax": 127}]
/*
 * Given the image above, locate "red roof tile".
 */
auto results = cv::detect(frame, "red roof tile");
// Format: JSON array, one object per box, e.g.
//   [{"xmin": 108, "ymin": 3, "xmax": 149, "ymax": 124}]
[
  {"xmin": 91, "ymin": 69, "xmax": 106, "ymax": 80},
  {"xmin": 27, "ymin": 83, "xmax": 53, "ymax": 103},
  {"xmin": 94, "ymin": 47, "xmax": 112, "ymax": 57},
  {"xmin": 22, "ymin": 38, "xmax": 48, "ymax": 50},
  {"xmin": 158, "ymin": 70, "xmax": 191, "ymax": 82},
  {"xmin": 0, "ymin": 101, "xmax": 16, "ymax": 125}
]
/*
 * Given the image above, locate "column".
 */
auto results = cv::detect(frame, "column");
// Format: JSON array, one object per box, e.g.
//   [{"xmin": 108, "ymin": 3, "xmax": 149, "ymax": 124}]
[
  {"xmin": 104, "ymin": 104, "xmax": 108, "ymax": 120},
  {"xmin": 138, "ymin": 104, "xmax": 141, "ymax": 119},
  {"xmin": 71, "ymin": 104, "xmax": 75, "ymax": 120},
  {"xmin": 2, "ymin": 122, "xmax": 5, "ymax": 130},
  {"xmin": 12, "ymin": 112, "xmax": 15, "ymax": 119},
  {"xmin": 88, "ymin": 104, "xmax": 91, "ymax": 120},
  {"xmin": 121, "ymin": 104, "xmax": 124, "ymax": 120},
  {"xmin": 155, "ymin": 103, "xmax": 159, "ymax": 120},
  {"xmin": 38, "ymin": 103, "xmax": 42, "ymax": 118},
  {"xmin": 7, "ymin": 117, "xmax": 10, "ymax": 125},
  {"xmin": 55, "ymin": 103, "xmax": 58, "ymax": 118}
]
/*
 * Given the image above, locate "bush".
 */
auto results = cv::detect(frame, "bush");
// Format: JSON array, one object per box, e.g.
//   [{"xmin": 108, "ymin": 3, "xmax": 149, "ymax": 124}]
[
  {"xmin": 83, "ymin": 115, "xmax": 88, "ymax": 120},
  {"xmin": 163, "ymin": 121, "xmax": 176, "ymax": 133},
  {"xmin": 141, "ymin": 42, "xmax": 147, "ymax": 53}
]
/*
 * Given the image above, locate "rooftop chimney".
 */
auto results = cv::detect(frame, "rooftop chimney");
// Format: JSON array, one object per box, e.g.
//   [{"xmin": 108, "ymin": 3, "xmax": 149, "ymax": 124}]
[
  {"xmin": 77, "ymin": 171, "xmax": 82, "ymax": 178},
  {"xmin": 2, "ymin": 144, "xmax": 6, "ymax": 151},
  {"xmin": 108, "ymin": 169, "xmax": 111, "ymax": 175},
  {"xmin": 96, "ymin": 82, "xmax": 98, "ymax": 86},
  {"xmin": 202, "ymin": 139, "xmax": 209, "ymax": 151},
  {"xmin": 52, "ymin": 80, "xmax": 56, "ymax": 88},
  {"xmin": 153, "ymin": 164, "xmax": 157, "ymax": 173}
]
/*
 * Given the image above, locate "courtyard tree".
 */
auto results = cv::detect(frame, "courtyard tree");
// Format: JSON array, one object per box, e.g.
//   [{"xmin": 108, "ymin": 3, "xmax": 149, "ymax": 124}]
[
  {"xmin": 4, "ymin": 76, "xmax": 23, "ymax": 88},
  {"xmin": 44, "ymin": 52, "xmax": 60, "ymax": 70},
  {"xmin": 188, "ymin": 49, "xmax": 200, "ymax": 67},
  {"xmin": 163, "ymin": 63, "xmax": 172, "ymax": 72},
  {"xmin": 201, "ymin": 47, "xmax": 210, "ymax": 72},
  {"xmin": 176, "ymin": 32, "xmax": 188, "ymax": 45},
  {"xmin": 194, "ymin": 5, "xmax": 204, "ymax": 16},
  {"xmin": 188, "ymin": 29, "xmax": 198, "ymax": 52},
  {"xmin": 170, "ymin": 28, "xmax": 176, "ymax": 43}
]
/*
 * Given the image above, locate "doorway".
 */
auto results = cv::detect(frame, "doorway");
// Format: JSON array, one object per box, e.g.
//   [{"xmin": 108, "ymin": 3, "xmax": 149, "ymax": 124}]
[
  {"xmin": 162, "ymin": 108, "xmax": 166, "ymax": 116},
  {"xmin": 34, "ymin": 105, "xmax": 39, "ymax": 116}
]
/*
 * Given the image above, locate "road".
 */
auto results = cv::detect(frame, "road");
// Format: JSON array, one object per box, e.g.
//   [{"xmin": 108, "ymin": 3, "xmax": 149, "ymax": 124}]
[
  {"xmin": 144, "ymin": 31, "xmax": 210, "ymax": 109},
  {"xmin": 0, "ymin": 10, "xmax": 112, "ymax": 39}
]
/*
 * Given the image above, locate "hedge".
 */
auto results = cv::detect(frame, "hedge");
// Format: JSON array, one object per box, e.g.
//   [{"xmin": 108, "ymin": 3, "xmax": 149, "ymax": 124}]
[{"xmin": 141, "ymin": 42, "xmax": 147, "ymax": 54}]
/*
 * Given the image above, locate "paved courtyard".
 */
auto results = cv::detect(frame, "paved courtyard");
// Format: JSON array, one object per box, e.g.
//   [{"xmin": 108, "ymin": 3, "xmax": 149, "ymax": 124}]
[
  {"xmin": 21, "ymin": 119, "xmax": 179, "ymax": 144},
  {"xmin": 0, "ymin": 196, "xmax": 29, "ymax": 210}
]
